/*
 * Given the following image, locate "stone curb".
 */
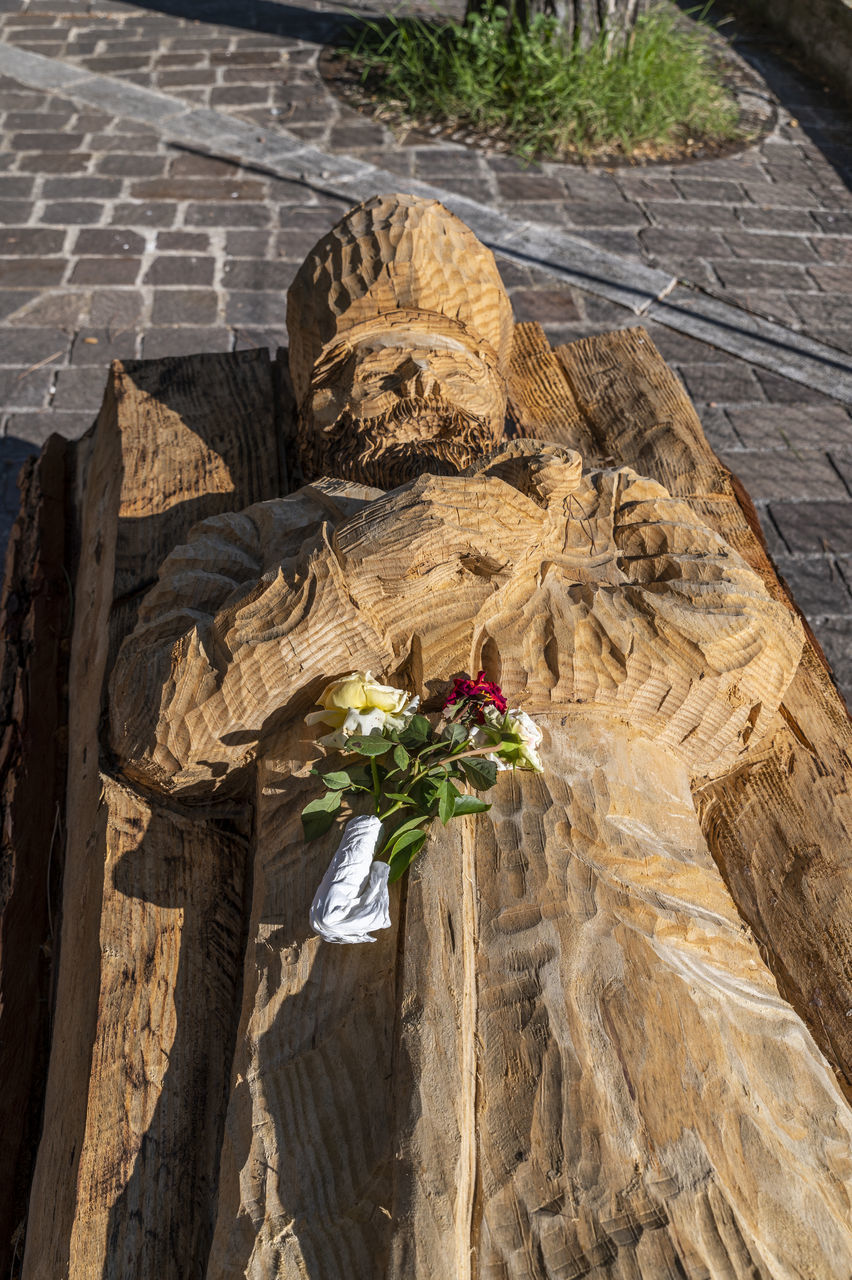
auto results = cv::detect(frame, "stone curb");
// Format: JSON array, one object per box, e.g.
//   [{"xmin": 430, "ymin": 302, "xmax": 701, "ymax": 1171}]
[{"xmin": 3, "ymin": 40, "xmax": 852, "ymax": 405}]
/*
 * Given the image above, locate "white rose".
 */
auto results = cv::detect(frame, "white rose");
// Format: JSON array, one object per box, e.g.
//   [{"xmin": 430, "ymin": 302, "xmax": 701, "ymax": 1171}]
[{"xmin": 481, "ymin": 708, "xmax": 544, "ymax": 773}]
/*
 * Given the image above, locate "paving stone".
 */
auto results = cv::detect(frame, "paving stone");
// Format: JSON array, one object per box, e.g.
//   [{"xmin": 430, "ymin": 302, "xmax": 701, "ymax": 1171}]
[
  {"xmin": 16, "ymin": 151, "xmax": 93, "ymax": 173},
  {"xmin": 4, "ymin": 109, "xmax": 73, "ymax": 129},
  {"xmin": 73, "ymin": 227, "xmax": 146, "ymax": 254},
  {"xmin": 639, "ymin": 227, "xmax": 728, "ymax": 260},
  {"xmin": 140, "ymin": 326, "xmax": 231, "ymax": 358},
  {"xmin": 70, "ymin": 257, "xmax": 141, "ymax": 284},
  {"xmin": 565, "ymin": 203, "xmax": 648, "ymax": 229},
  {"xmin": 812, "ymin": 211, "xmax": 852, "ymax": 235},
  {"xmin": 94, "ymin": 151, "xmax": 168, "ymax": 176},
  {"xmin": 739, "ymin": 181, "xmax": 821, "ymax": 209},
  {"xmin": 736, "ymin": 206, "xmax": 819, "ymax": 232},
  {"xmin": 711, "ymin": 261, "xmax": 810, "ymax": 291},
  {"xmin": 151, "ymin": 289, "xmax": 219, "ymax": 324},
  {"xmin": 791, "ymin": 294, "xmax": 852, "ymax": 328},
  {"xmin": 185, "ymin": 201, "xmax": 271, "ymax": 228},
  {"xmin": 129, "ymin": 175, "xmax": 267, "ymax": 201},
  {"xmin": 509, "ymin": 286, "xmax": 582, "ymax": 325},
  {"xmin": 643, "ymin": 201, "xmax": 740, "ymax": 230},
  {"xmin": 221, "ymin": 258, "xmax": 293, "ymax": 290},
  {"xmin": 0, "ymin": 225, "xmax": 65, "ymax": 255},
  {"xmin": 0, "ymin": 175, "xmax": 35, "ymax": 199},
  {"xmin": 42, "ymin": 200, "xmax": 106, "ymax": 224},
  {"xmin": 41, "ymin": 175, "xmax": 121, "ymax": 197},
  {"xmin": 232, "ymin": 326, "xmax": 288, "ymax": 353},
  {"xmin": 156, "ymin": 230, "xmax": 210, "ymax": 252},
  {"xmin": 723, "ymin": 449, "xmax": 848, "ymax": 502},
  {"xmin": 808, "ymin": 263, "xmax": 852, "ymax": 291},
  {"xmin": 753, "ymin": 368, "xmax": 838, "ymax": 404},
  {"xmin": 69, "ymin": 328, "xmax": 139, "ymax": 364},
  {"xmin": 677, "ymin": 362, "xmax": 765, "ymax": 405},
  {"xmin": 830, "ymin": 449, "xmax": 852, "ymax": 493},
  {"xmin": 673, "ymin": 178, "xmax": 746, "ymax": 203},
  {"xmin": 720, "ymin": 230, "xmax": 819, "ymax": 263},
  {"xmin": 0, "ymin": 365, "xmax": 53, "ymax": 409},
  {"xmin": 812, "ymin": 237, "xmax": 852, "ymax": 264},
  {"xmin": 0, "ymin": 257, "xmax": 66, "ymax": 286},
  {"xmin": 225, "ymin": 229, "xmax": 270, "ymax": 256},
  {"xmin": 144, "ymin": 255, "xmax": 215, "ymax": 285},
  {"xmin": 5, "ymin": 409, "xmax": 94, "ymax": 444},
  {"xmin": 225, "ymin": 290, "xmax": 288, "ymax": 326},
  {"xmin": 771, "ymin": 500, "xmax": 852, "ymax": 554},
  {"xmin": 811, "ymin": 618, "xmax": 852, "ymax": 701},
  {"xmin": 50, "ymin": 365, "xmax": 107, "ymax": 412},
  {"xmin": 0, "ymin": 326, "xmax": 69, "ymax": 365},
  {"xmin": 614, "ymin": 174, "xmax": 680, "ymax": 201},
  {"xmin": 0, "ymin": 201, "xmax": 36, "ymax": 224},
  {"xmin": 110, "ymin": 202, "xmax": 177, "ymax": 227},
  {"xmin": 89, "ymin": 288, "xmax": 145, "ymax": 327},
  {"xmin": 11, "ymin": 129, "xmax": 86, "ymax": 150},
  {"xmin": 772, "ymin": 553, "xmax": 852, "ymax": 614},
  {"xmin": 726, "ymin": 404, "xmax": 852, "ymax": 451},
  {"xmin": 497, "ymin": 173, "xmax": 565, "ymax": 202}
]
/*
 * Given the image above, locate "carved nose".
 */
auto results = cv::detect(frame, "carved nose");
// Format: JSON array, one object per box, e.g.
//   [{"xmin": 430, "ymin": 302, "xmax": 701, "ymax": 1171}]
[{"xmin": 397, "ymin": 359, "xmax": 436, "ymax": 399}]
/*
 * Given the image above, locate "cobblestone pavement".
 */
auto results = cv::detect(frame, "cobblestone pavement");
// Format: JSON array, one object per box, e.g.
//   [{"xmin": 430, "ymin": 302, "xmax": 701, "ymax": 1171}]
[{"xmin": 0, "ymin": 0, "xmax": 851, "ymax": 698}]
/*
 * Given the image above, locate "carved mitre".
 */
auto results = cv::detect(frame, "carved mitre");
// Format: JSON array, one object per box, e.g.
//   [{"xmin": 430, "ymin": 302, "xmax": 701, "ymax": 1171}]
[{"xmin": 286, "ymin": 193, "xmax": 514, "ymax": 488}]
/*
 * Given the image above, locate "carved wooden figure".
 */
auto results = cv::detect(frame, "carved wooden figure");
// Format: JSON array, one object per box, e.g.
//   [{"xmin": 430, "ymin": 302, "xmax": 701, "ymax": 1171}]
[
  {"xmin": 14, "ymin": 197, "xmax": 852, "ymax": 1280},
  {"xmin": 286, "ymin": 193, "xmax": 514, "ymax": 487},
  {"xmin": 103, "ymin": 434, "xmax": 852, "ymax": 1278}
]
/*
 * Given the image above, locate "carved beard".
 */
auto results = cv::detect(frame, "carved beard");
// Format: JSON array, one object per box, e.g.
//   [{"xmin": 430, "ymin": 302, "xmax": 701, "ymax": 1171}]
[{"xmin": 297, "ymin": 396, "xmax": 505, "ymax": 490}]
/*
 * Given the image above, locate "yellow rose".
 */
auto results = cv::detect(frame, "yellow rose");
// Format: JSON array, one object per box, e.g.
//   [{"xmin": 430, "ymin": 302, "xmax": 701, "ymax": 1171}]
[
  {"xmin": 306, "ymin": 672, "xmax": 415, "ymax": 746},
  {"xmin": 317, "ymin": 671, "xmax": 408, "ymax": 716}
]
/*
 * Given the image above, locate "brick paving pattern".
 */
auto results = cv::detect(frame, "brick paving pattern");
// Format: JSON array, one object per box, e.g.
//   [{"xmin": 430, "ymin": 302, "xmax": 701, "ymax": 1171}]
[{"xmin": 0, "ymin": 0, "xmax": 850, "ymax": 698}]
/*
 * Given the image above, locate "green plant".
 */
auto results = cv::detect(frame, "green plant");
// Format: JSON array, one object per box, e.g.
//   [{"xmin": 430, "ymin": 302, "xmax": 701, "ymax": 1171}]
[{"xmin": 345, "ymin": 2, "xmax": 742, "ymax": 161}]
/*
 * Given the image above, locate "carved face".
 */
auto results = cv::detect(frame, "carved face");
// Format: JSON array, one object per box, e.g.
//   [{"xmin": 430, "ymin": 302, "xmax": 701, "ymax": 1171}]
[{"xmin": 297, "ymin": 326, "xmax": 508, "ymax": 489}]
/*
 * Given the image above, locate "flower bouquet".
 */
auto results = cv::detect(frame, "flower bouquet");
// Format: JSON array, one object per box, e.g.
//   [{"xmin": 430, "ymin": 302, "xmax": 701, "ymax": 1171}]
[{"xmin": 304, "ymin": 671, "xmax": 543, "ymax": 944}]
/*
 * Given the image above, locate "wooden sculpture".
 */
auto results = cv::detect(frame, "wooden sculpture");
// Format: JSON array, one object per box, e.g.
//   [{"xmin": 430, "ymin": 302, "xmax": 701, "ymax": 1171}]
[
  {"xmin": 286, "ymin": 193, "xmax": 514, "ymax": 487},
  {"xmin": 12, "ymin": 197, "xmax": 852, "ymax": 1280}
]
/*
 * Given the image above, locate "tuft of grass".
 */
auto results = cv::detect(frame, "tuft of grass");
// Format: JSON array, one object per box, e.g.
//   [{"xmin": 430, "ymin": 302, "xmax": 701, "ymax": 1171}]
[{"xmin": 346, "ymin": 3, "xmax": 743, "ymax": 162}]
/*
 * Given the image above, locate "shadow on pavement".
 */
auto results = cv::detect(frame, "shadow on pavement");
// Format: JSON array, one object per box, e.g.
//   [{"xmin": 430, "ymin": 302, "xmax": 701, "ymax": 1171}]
[
  {"xmin": 118, "ymin": 0, "xmax": 352, "ymax": 43},
  {"xmin": 0, "ymin": 437, "xmax": 40, "ymax": 551},
  {"xmin": 673, "ymin": 0, "xmax": 852, "ymax": 192}
]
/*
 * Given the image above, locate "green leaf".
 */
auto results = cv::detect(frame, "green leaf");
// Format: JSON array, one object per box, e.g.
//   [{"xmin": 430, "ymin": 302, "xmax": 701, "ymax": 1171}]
[
  {"xmin": 346, "ymin": 764, "xmax": 374, "ymax": 791},
  {"xmin": 452, "ymin": 794, "xmax": 491, "ymax": 816},
  {"xmin": 459, "ymin": 756, "xmax": 499, "ymax": 790},
  {"xmin": 384, "ymin": 791, "xmax": 417, "ymax": 806},
  {"xmin": 437, "ymin": 777, "xmax": 461, "ymax": 825},
  {"xmin": 393, "ymin": 743, "xmax": 410, "ymax": 771},
  {"xmin": 320, "ymin": 770, "xmax": 354, "ymax": 791},
  {"xmin": 400, "ymin": 714, "xmax": 430, "ymax": 746},
  {"xmin": 388, "ymin": 830, "xmax": 428, "ymax": 883},
  {"xmin": 300, "ymin": 789, "xmax": 342, "ymax": 840},
  {"xmin": 347, "ymin": 731, "xmax": 394, "ymax": 757},
  {"xmin": 386, "ymin": 814, "xmax": 431, "ymax": 846},
  {"xmin": 441, "ymin": 722, "xmax": 469, "ymax": 749}
]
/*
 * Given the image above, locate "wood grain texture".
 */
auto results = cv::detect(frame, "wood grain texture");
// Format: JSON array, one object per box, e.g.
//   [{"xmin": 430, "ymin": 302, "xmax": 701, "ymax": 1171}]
[
  {"xmin": 0, "ymin": 435, "xmax": 71, "ymax": 1278},
  {"xmin": 22, "ymin": 350, "xmax": 282, "ymax": 1280},
  {"xmin": 538, "ymin": 326, "xmax": 852, "ymax": 1099},
  {"xmin": 107, "ymin": 442, "xmax": 852, "ymax": 1275},
  {"xmin": 16, "ymin": 216, "xmax": 852, "ymax": 1279}
]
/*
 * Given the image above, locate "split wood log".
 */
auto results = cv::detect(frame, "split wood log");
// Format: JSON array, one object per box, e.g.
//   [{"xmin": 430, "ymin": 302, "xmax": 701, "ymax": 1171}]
[
  {"xmin": 20, "ymin": 350, "xmax": 282, "ymax": 1280},
  {"xmin": 0, "ymin": 436, "xmax": 71, "ymax": 1279}
]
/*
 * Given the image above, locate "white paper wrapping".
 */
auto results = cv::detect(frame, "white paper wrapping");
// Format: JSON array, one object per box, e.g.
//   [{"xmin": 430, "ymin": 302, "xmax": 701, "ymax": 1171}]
[{"xmin": 309, "ymin": 814, "xmax": 391, "ymax": 944}]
